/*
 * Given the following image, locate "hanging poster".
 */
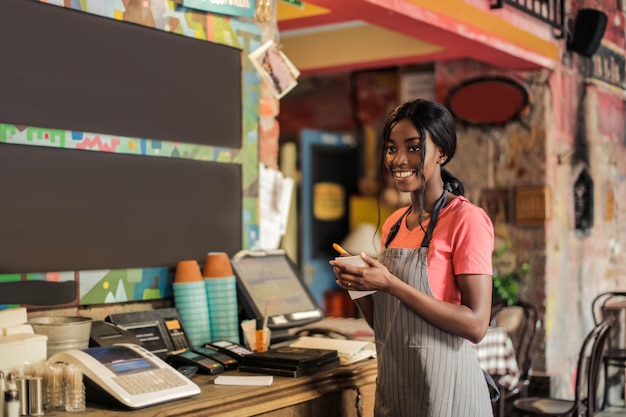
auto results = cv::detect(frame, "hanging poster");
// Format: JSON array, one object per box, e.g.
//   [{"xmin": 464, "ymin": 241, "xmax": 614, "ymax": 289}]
[{"xmin": 249, "ymin": 40, "xmax": 300, "ymax": 99}]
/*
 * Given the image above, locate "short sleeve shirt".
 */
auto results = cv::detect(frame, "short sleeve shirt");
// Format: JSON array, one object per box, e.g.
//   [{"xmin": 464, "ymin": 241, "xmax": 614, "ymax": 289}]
[{"xmin": 381, "ymin": 196, "xmax": 494, "ymax": 305}]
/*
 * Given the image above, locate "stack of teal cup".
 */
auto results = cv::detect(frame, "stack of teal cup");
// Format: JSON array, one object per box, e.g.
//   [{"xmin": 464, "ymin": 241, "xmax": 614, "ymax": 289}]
[
  {"xmin": 172, "ymin": 260, "xmax": 211, "ymax": 347},
  {"xmin": 203, "ymin": 252, "xmax": 240, "ymax": 343}
]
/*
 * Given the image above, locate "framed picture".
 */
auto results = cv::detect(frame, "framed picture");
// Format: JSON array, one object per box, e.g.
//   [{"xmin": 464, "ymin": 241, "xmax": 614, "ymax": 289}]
[{"xmin": 249, "ymin": 40, "xmax": 300, "ymax": 99}]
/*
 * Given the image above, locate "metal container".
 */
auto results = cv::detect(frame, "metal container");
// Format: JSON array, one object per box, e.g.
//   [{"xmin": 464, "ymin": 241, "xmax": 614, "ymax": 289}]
[
  {"xmin": 28, "ymin": 377, "xmax": 44, "ymax": 416},
  {"xmin": 15, "ymin": 377, "xmax": 28, "ymax": 416},
  {"xmin": 28, "ymin": 316, "xmax": 92, "ymax": 358}
]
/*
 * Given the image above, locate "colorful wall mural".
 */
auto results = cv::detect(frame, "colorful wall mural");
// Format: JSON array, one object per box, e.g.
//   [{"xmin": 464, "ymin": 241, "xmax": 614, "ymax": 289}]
[{"xmin": 0, "ymin": 0, "xmax": 261, "ymax": 308}]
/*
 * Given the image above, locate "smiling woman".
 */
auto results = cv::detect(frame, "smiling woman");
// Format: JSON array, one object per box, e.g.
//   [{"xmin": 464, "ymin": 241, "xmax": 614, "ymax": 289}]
[{"xmin": 329, "ymin": 99, "xmax": 496, "ymax": 417}]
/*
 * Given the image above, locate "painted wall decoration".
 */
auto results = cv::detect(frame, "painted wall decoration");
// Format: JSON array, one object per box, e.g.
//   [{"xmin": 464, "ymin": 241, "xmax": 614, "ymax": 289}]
[{"xmin": 0, "ymin": 0, "xmax": 261, "ymax": 309}]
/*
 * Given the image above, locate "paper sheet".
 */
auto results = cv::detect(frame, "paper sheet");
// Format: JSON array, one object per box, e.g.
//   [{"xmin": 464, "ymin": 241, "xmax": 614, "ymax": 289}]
[
  {"xmin": 259, "ymin": 163, "xmax": 294, "ymax": 250},
  {"xmin": 214, "ymin": 375, "xmax": 273, "ymax": 386}
]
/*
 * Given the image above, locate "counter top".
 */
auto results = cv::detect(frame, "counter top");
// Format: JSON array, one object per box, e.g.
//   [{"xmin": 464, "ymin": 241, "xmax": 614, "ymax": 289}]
[{"xmin": 54, "ymin": 359, "xmax": 378, "ymax": 417}]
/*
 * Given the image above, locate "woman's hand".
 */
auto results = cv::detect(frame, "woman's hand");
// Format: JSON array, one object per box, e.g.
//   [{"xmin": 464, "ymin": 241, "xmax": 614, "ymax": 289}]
[
  {"xmin": 329, "ymin": 253, "xmax": 394, "ymax": 292},
  {"xmin": 330, "ymin": 253, "xmax": 491, "ymax": 342}
]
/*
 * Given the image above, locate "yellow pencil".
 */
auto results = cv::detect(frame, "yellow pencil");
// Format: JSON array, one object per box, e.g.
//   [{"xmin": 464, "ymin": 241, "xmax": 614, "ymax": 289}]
[{"xmin": 332, "ymin": 243, "xmax": 351, "ymax": 256}]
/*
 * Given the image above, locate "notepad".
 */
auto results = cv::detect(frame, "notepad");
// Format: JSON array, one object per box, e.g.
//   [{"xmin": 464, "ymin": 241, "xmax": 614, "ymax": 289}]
[
  {"xmin": 333, "ymin": 256, "xmax": 376, "ymax": 299},
  {"xmin": 289, "ymin": 336, "xmax": 376, "ymax": 365},
  {"xmin": 214, "ymin": 375, "xmax": 273, "ymax": 386}
]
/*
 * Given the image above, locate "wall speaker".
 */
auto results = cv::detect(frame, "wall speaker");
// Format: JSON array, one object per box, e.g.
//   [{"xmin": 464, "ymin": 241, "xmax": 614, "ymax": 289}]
[{"xmin": 568, "ymin": 8, "xmax": 608, "ymax": 57}]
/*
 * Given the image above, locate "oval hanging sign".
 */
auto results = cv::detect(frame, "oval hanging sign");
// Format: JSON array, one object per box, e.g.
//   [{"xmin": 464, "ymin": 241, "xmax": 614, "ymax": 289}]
[{"xmin": 445, "ymin": 76, "xmax": 530, "ymax": 126}]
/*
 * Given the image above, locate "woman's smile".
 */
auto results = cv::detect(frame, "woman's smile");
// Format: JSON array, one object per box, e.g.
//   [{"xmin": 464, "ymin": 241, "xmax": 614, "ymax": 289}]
[
  {"xmin": 392, "ymin": 169, "xmax": 416, "ymax": 183},
  {"xmin": 393, "ymin": 170, "xmax": 415, "ymax": 178}
]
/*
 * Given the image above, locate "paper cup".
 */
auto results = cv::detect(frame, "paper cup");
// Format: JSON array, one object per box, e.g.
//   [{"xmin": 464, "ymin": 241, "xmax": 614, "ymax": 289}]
[
  {"xmin": 174, "ymin": 260, "xmax": 203, "ymax": 283},
  {"xmin": 203, "ymin": 252, "xmax": 234, "ymax": 278},
  {"xmin": 241, "ymin": 319, "xmax": 270, "ymax": 352}
]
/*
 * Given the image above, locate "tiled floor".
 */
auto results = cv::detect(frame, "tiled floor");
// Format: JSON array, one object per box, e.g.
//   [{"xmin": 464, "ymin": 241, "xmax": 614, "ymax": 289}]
[
  {"xmin": 500, "ymin": 405, "xmax": 625, "ymax": 416},
  {"xmin": 596, "ymin": 405, "xmax": 626, "ymax": 416},
  {"xmin": 497, "ymin": 400, "xmax": 626, "ymax": 416}
]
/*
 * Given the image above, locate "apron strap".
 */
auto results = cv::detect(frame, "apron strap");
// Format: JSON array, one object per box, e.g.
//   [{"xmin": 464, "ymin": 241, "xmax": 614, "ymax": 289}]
[
  {"xmin": 383, "ymin": 183, "xmax": 453, "ymax": 249},
  {"xmin": 383, "ymin": 206, "xmax": 411, "ymax": 248},
  {"xmin": 420, "ymin": 184, "xmax": 451, "ymax": 248}
]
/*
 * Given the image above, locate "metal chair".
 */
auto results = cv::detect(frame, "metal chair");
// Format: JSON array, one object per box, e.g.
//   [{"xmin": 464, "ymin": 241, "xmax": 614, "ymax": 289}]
[
  {"xmin": 490, "ymin": 300, "xmax": 541, "ymax": 417},
  {"xmin": 512, "ymin": 318, "xmax": 613, "ymax": 417},
  {"xmin": 591, "ymin": 291, "xmax": 626, "ymax": 409}
]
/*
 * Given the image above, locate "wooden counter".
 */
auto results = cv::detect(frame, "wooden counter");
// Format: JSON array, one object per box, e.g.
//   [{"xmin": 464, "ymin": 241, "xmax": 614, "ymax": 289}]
[{"xmin": 54, "ymin": 359, "xmax": 377, "ymax": 417}]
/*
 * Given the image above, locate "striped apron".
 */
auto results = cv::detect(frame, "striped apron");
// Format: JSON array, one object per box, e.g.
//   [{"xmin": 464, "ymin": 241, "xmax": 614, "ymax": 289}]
[{"xmin": 373, "ymin": 191, "xmax": 493, "ymax": 417}]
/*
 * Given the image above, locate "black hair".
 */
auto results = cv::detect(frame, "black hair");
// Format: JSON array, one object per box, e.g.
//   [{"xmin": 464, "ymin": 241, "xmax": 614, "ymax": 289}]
[{"xmin": 376, "ymin": 99, "xmax": 465, "ymax": 228}]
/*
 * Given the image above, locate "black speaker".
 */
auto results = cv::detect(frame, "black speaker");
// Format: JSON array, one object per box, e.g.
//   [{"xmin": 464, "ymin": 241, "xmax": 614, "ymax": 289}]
[{"xmin": 568, "ymin": 9, "xmax": 608, "ymax": 57}]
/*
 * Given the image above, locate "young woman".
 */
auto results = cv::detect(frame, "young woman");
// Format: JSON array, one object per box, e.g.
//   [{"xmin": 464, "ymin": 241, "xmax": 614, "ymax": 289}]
[{"xmin": 330, "ymin": 99, "xmax": 495, "ymax": 416}]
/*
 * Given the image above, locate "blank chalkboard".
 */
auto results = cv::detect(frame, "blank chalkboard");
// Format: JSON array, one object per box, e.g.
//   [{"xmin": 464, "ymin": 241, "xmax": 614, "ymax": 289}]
[
  {"xmin": 0, "ymin": 143, "xmax": 242, "ymax": 274},
  {"xmin": 0, "ymin": 0, "xmax": 241, "ymax": 148}
]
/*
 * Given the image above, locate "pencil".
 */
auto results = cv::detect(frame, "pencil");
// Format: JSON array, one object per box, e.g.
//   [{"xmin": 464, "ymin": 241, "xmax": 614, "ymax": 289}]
[
  {"xmin": 332, "ymin": 243, "xmax": 351, "ymax": 256},
  {"xmin": 255, "ymin": 318, "xmax": 266, "ymax": 352}
]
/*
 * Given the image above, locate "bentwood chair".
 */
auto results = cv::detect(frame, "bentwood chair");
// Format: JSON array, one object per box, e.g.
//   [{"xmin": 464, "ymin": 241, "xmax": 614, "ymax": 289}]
[
  {"xmin": 591, "ymin": 291, "xmax": 626, "ymax": 409},
  {"xmin": 512, "ymin": 318, "xmax": 613, "ymax": 417},
  {"xmin": 490, "ymin": 300, "xmax": 541, "ymax": 417}
]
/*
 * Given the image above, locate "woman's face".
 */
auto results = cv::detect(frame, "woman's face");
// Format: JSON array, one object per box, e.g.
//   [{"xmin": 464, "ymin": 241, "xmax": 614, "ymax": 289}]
[{"xmin": 384, "ymin": 118, "xmax": 444, "ymax": 194}]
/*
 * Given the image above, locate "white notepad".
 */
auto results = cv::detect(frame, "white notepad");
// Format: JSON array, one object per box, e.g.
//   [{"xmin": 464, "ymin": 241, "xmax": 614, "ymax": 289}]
[{"xmin": 333, "ymin": 256, "xmax": 377, "ymax": 299}]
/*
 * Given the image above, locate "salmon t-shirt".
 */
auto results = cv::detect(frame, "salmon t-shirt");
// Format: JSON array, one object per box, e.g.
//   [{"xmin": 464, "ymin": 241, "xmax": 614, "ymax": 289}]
[{"xmin": 380, "ymin": 196, "xmax": 494, "ymax": 305}]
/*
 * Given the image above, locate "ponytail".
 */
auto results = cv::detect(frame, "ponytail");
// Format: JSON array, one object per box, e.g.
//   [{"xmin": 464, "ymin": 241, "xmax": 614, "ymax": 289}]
[{"xmin": 441, "ymin": 168, "xmax": 465, "ymax": 196}]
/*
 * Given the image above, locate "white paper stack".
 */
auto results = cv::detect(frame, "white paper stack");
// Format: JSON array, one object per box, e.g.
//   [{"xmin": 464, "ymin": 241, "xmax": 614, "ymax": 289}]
[
  {"xmin": 0, "ymin": 308, "xmax": 47, "ymax": 372},
  {"xmin": 0, "ymin": 307, "xmax": 28, "ymax": 329},
  {"xmin": 289, "ymin": 336, "xmax": 376, "ymax": 365},
  {"xmin": 3, "ymin": 324, "xmax": 34, "ymax": 336}
]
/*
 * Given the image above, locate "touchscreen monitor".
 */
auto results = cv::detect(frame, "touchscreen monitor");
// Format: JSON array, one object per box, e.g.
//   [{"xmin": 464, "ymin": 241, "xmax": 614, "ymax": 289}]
[{"xmin": 231, "ymin": 250, "xmax": 323, "ymax": 341}]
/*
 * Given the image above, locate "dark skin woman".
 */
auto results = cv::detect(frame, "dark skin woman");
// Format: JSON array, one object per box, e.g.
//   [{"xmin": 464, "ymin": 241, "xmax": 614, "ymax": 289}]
[{"xmin": 330, "ymin": 99, "xmax": 494, "ymax": 417}]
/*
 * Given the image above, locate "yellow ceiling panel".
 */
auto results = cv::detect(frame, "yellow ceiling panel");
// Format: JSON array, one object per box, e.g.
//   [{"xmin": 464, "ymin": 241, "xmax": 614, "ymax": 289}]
[
  {"xmin": 402, "ymin": 0, "xmax": 557, "ymax": 59},
  {"xmin": 277, "ymin": 0, "xmax": 559, "ymax": 71},
  {"xmin": 281, "ymin": 23, "xmax": 443, "ymax": 71}
]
